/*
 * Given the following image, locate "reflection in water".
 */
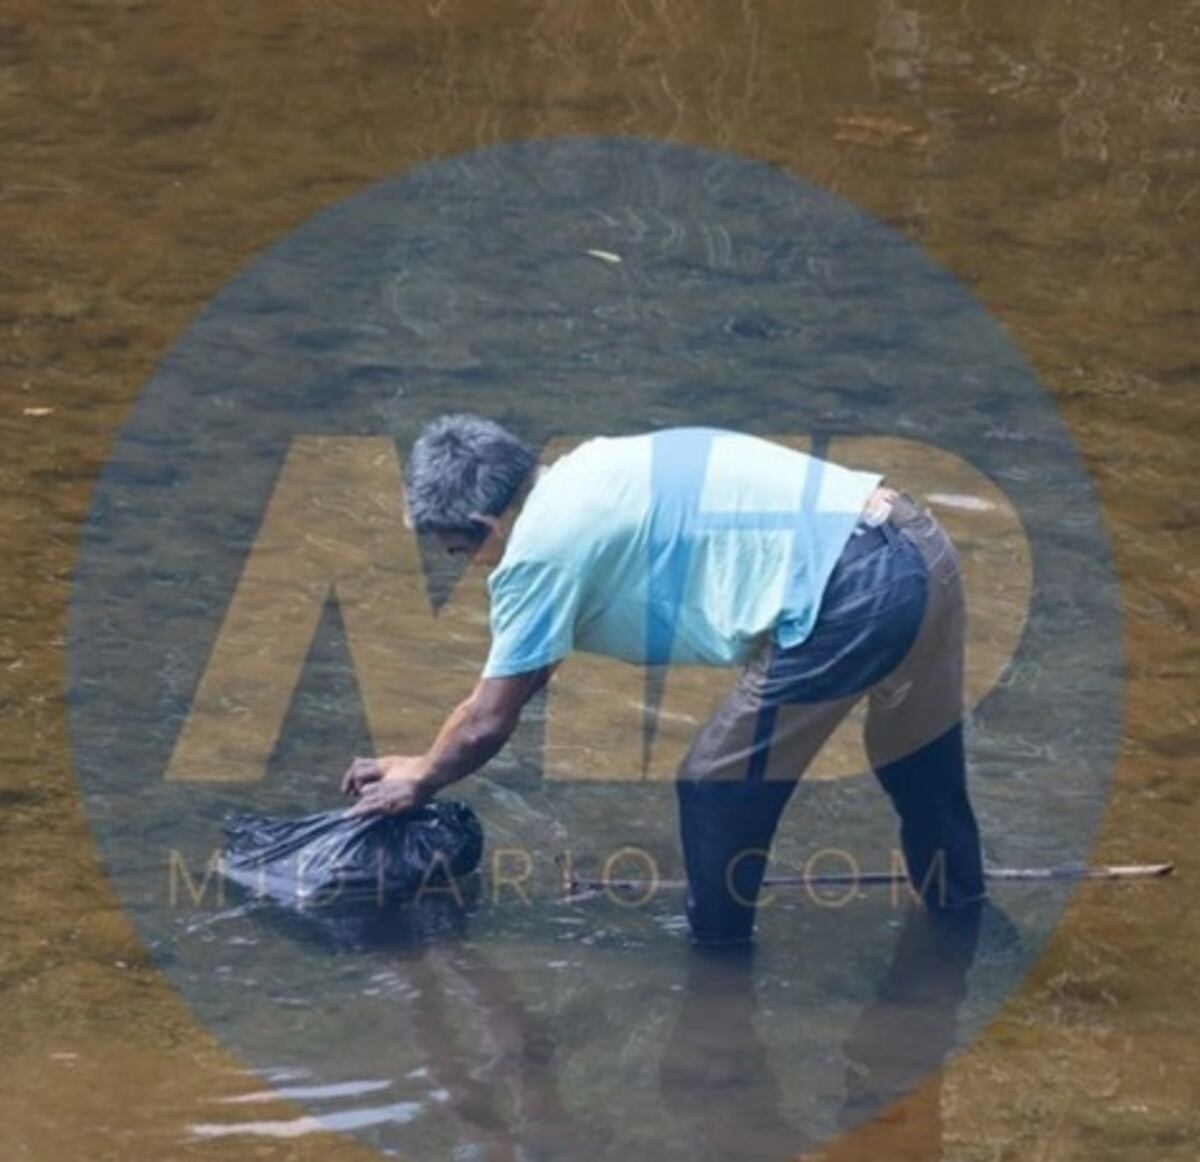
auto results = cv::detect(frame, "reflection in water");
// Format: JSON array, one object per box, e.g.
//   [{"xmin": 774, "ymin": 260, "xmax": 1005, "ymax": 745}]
[
  {"xmin": 662, "ymin": 903, "xmax": 990, "ymax": 1162},
  {"xmin": 661, "ymin": 944, "xmax": 805, "ymax": 1160},
  {"xmin": 836, "ymin": 903, "xmax": 982, "ymax": 1137},
  {"xmin": 264, "ymin": 874, "xmax": 481, "ymax": 952},
  {"xmin": 411, "ymin": 943, "xmax": 574, "ymax": 1162},
  {"xmin": 190, "ymin": 1098, "xmax": 425, "ymax": 1140},
  {"xmin": 253, "ymin": 885, "xmax": 575, "ymax": 1160},
  {"xmin": 252, "ymin": 890, "xmax": 999, "ymax": 1160}
]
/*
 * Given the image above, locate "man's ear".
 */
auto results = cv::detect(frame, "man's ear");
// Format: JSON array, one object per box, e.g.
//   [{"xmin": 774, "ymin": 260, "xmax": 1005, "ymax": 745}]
[{"xmin": 469, "ymin": 512, "xmax": 502, "ymax": 534}]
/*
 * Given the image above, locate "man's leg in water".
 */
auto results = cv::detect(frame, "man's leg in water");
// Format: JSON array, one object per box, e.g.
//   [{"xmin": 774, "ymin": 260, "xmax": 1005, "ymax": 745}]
[
  {"xmin": 675, "ymin": 495, "xmax": 986, "ymax": 946},
  {"xmin": 675, "ymin": 689, "xmax": 856, "ymax": 946},
  {"xmin": 865, "ymin": 494, "xmax": 986, "ymax": 912}
]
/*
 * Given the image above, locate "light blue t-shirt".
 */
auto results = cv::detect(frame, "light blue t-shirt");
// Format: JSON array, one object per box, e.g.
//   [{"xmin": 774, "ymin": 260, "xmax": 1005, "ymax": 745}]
[{"xmin": 482, "ymin": 428, "xmax": 882, "ymax": 678}]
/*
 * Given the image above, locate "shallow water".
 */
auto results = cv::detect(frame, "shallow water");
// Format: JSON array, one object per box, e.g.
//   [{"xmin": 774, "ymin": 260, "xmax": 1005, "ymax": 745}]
[{"xmin": 2, "ymin": 1, "xmax": 1199, "ymax": 1160}]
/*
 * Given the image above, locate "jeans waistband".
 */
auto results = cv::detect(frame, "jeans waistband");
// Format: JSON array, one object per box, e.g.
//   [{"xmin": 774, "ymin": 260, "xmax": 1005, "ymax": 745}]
[{"xmin": 840, "ymin": 507, "xmax": 904, "ymax": 565}]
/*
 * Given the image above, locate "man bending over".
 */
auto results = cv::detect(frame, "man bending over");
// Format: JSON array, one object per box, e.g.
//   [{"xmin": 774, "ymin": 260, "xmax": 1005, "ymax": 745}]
[{"xmin": 342, "ymin": 415, "xmax": 986, "ymax": 946}]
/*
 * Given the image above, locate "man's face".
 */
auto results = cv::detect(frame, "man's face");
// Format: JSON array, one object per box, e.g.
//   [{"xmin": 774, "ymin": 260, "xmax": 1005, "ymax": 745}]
[
  {"xmin": 434, "ymin": 526, "xmax": 507, "ymax": 567},
  {"xmin": 434, "ymin": 529, "xmax": 478, "ymax": 559}
]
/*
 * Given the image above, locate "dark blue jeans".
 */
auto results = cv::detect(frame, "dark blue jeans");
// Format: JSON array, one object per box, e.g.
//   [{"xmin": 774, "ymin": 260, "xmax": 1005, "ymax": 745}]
[{"xmin": 675, "ymin": 493, "xmax": 986, "ymax": 945}]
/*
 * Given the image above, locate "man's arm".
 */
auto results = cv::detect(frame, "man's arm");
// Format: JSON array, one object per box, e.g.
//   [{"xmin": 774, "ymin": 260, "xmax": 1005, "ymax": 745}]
[{"xmin": 342, "ymin": 664, "xmax": 556, "ymax": 816}]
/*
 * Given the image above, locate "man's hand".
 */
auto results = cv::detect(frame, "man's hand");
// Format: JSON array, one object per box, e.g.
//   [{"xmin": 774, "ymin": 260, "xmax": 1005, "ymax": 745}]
[
  {"xmin": 346, "ymin": 766, "xmax": 432, "ymax": 818},
  {"xmin": 338, "ymin": 667, "xmax": 556, "ymax": 817},
  {"xmin": 341, "ymin": 754, "xmax": 430, "ymax": 813}
]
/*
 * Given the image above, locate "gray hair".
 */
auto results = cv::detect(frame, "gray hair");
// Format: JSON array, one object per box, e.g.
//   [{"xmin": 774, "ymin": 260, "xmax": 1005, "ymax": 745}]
[{"xmin": 405, "ymin": 414, "xmax": 536, "ymax": 533}]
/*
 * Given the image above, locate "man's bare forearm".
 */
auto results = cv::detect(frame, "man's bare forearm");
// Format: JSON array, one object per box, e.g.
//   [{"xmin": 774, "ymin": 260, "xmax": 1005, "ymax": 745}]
[
  {"xmin": 420, "ymin": 695, "xmax": 516, "ymax": 792},
  {"xmin": 342, "ymin": 670, "xmax": 553, "ymax": 817}
]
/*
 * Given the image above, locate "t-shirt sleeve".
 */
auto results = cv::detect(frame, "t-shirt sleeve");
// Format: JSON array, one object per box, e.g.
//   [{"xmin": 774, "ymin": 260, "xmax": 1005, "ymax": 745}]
[{"xmin": 482, "ymin": 556, "xmax": 581, "ymax": 678}]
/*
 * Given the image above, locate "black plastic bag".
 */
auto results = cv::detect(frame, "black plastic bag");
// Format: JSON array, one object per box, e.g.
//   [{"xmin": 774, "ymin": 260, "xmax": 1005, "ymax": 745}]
[{"xmin": 222, "ymin": 801, "xmax": 484, "ymax": 909}]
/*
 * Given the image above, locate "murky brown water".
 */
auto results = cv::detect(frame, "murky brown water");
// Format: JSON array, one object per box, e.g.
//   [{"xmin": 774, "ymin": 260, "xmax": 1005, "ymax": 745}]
[{"xmin": 2, "ymin": 0, "xmax": 1199, "ymax": 1159}]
